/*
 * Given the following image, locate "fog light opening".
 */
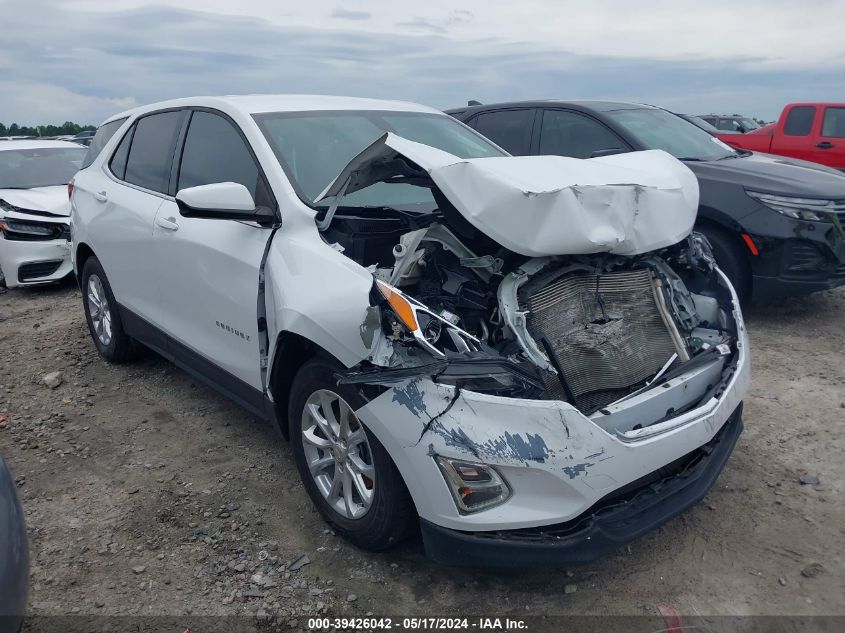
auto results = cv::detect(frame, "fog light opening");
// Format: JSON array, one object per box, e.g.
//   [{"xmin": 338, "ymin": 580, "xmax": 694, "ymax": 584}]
[{"xmin": 435, "ymin": 456, "xmax": 510, "ymax": 513}]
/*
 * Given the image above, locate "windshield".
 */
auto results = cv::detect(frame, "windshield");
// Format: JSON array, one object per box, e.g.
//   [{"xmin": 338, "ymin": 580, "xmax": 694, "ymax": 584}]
[
  {"xmin": 0, "ymin": 146, "xmax": 87, "ymax": 189},
  {"xmin": 738, "ymin": 118, "xmax": 760, "ymax": 131},
  {"xmin": 682, "ymin": 115, "xmax": 720, "ymax": 134},
  {"xmin": 255, "ymin": 110, "xmax": 505, "ymax": 210},
  {"xmin": 607, "ymin": 108, "xmax": 738, "ymax": 161}
]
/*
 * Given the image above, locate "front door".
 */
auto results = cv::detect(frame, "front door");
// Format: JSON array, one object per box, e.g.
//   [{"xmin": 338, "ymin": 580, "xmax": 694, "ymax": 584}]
[{"xmin": 153, "ymin": 109, "xmax": 277, "ymax": 397}]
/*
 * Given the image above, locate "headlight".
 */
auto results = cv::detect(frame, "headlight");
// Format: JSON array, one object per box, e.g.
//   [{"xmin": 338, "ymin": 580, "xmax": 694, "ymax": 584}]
[
  {"xmin": 746, "ymin": 191, "xmax": 839, "ymax": 223},
  {"xmin": 1, "ymin": 219, "xmax": 60, "ymax": 238},
  {"xmin": 435, "ymin": 456, "xmax": 510, "ymax": 513},
  {"xmin": 374, "ymin": 279, "xmax": 481, "ymax": 357}
]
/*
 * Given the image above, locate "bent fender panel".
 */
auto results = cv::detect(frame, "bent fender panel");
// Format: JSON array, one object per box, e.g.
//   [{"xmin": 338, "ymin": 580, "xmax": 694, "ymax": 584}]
[{"xmin": 263, "ymin": 234, "xmax": 377, "ymax": 374}]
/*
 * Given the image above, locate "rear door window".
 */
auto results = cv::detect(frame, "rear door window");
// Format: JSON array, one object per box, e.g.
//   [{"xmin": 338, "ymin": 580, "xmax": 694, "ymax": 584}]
[
  {"xmin": 783, "ymin": 106, "xmax": 816, "ymax": 136},
  {"xmin": 124, "ymin": 111, "xmax": 185, "ymax": 194},
  {"xmin": 81, "ymin": 118, "xmax": 127, "ymax": 169},
  {"xmin": 821, "ymin": 107, "xmax": 845, "ymax": 138},
  {"xmin": 539, "ymin": 109, "xmax": 627, "ymax": 158},
  {"xmin": 472, "ymin": 109, "xmax": 534, "ymax": 155}
]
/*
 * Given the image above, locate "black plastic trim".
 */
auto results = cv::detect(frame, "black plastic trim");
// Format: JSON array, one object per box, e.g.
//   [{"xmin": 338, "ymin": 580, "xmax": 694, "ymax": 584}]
[
  {"xmin": 18, "ymin": 260, "xmax": 63, "ymax": 282},
  {"xmin": 118, "ymin": 305, "xmax": 270, "ymax": 422},
  {"xmin": 420, "ymin": 406, "xmax": 743, "ymax": 567}
]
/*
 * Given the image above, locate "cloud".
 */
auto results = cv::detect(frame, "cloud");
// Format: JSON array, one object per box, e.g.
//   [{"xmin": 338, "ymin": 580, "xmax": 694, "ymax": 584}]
[
  {"xmin": 396, "ymin": 17, "xmax": 448, "ymax": 34},
  {"xmin": 330, "ymin": 7, "xmax": 370, "ymax": 21},
  {"xmin": 0, "ymin": 82, "xmax": 137, "ymax": 125},
  {"xmin": 0, "ymin": 0, "xmax": 842, "ymax": 125}
]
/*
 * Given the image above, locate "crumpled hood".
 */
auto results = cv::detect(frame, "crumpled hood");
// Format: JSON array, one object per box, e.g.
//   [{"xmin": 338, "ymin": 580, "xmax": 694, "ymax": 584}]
[
  {"xmin": 0, "ymin": 186, "xmax": 70, "ymax": 217},
  {"xmin": 318, "ymin": 133, "xmax": 699, "ymax": 257}
]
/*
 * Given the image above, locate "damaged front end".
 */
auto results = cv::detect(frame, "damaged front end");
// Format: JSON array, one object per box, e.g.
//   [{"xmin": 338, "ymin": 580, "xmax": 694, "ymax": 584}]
[
  {"xmin": 345, "ymin": 226, "xmax": 742, "ymax": 428},
  {"xmin": 329, "ymin": 133, "xmax": 743, "ymax": 421},
  {"xmin": 0, "ymin": 199, "xmax": 72, "ymax": 288},
  {"xmin": 319, "ymin": 132, "xmax": 749, "ymax": 564}
]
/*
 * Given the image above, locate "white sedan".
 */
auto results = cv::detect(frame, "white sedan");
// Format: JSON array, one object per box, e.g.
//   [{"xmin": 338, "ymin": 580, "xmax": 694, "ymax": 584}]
[{"xmin": 0, "ymin": 140, "xmax": 86, "ymax": 288}]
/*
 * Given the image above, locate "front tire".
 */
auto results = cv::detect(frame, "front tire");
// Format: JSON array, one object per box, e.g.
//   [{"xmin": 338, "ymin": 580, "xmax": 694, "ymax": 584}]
[
  {"xmin": 289, "ymin": 359, "xmax": 415, "ymax": 551},
  {"xmin": 81, "ymin": 257, "xmax": 136, "ymax": 362},
  {"xmin": 698, "ymin": 225, "xmax": 751, "ymax": 303}
]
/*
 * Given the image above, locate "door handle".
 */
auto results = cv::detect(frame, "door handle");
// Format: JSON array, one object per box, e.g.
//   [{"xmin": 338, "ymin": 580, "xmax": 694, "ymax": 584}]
[
  {"xmin": 816, "ymin": 141, "xmax": 835, "ymax": 149},
  {"xmin": 93, "ymin": 191, "xmax": 108, "ymax": 202},
  {"xmin": 155, "ymin": 216, "xmax": 180, "ymax": 231}
]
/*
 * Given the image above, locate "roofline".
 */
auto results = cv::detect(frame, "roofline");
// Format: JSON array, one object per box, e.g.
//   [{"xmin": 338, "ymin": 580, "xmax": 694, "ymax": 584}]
[
  {"xmin": 444, "ymin": 99, "xmax": 660, "ymax": 115},
  {"xmin": 100, "ymin": 94, "xmax": 441, "ymax": 126}
]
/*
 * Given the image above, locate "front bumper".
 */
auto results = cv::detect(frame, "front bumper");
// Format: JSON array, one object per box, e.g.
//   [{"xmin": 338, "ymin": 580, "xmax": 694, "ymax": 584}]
[
  {"xmin": 739, "ymin": 207, "xmax": 845, "ymax": 301},
  {"xmin": 750, "ymin": 238, "xmax": 845, "ymax": 301},
  {"xmin": 0, "ymin": 235, "xmax": 72, "ymax": 288},
  {"xmin": 420, "ymin": 407, "xmax": 742, "ymax": 567},
  {"xmin": 353, "ymin": 292, "xmax": 750, "ymax": 541}
]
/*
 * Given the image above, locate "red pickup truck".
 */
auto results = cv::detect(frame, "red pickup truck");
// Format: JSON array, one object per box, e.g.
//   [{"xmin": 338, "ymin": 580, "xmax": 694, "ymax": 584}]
[{"xmin": 718, "ymin": 103, "xmax": 845, "ymax": 171}]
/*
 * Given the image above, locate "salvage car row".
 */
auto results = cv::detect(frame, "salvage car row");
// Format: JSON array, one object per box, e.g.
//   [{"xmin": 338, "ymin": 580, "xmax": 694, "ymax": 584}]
[{"xmin": 2, "ymin": 95, "xmax": 845, "ymax": 568}]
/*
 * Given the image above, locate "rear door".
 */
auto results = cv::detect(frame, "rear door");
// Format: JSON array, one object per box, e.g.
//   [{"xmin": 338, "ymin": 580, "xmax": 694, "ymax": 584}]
[
  {"xmin": 85, "ymin": 110, "xmax": 186, "ymax": 323},
  {"xmin": 152, "ymin": 109, "xmax": 277, "ymax": 399},
  {"xmin": 813, "ymin": 106, "xmax": 845, "ymax": 169},
  {"xmin": 770, "ymin": 105, "xmax": 817, "ymax": 163}
]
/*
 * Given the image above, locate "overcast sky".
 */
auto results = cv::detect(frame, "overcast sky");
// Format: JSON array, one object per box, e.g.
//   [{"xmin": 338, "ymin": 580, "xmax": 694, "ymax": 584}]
[{"xmin": 2, "ymin": 0, "xmax": 844, "ymax": 125}]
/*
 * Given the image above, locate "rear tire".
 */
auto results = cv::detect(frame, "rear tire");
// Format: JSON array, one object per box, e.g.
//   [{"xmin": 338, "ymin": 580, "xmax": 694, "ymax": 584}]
[
  {"xmin": 288, "ymin": 358, "xmax": 415, "ymax": 551},
  {"xmin": 81, "ymin": 257, "xmax": 136, "ymax": 362},
  {"xmin": 697, "ymin": 225, "xmax": 751, "ymax": 303}
]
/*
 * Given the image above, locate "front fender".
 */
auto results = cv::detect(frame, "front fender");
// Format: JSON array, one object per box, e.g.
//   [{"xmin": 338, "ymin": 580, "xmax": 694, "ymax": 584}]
[{"xmin": 264, "ymin": 234, "xmax": 377, "ymax": 373}]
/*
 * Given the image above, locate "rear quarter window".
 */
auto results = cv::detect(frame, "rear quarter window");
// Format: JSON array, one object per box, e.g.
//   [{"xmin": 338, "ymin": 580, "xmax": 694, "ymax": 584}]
[
  {"xmin": 80, "ymin": 118, "xmax": 127, "ymax": 169},
  {"xmin": 821, "ymin": 107, "xmax": 845, "ymax": 138}
]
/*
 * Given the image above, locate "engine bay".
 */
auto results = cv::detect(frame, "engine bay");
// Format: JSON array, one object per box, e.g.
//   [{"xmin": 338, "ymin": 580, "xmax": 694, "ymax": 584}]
[{"xmin": 329, "ymin": 206, "xmax": 740, "ymax": 432}]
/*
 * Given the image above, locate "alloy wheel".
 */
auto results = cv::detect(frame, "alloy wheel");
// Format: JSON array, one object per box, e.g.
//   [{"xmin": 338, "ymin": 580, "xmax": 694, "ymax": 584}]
[
  {"xmin": 301, "ymin": 389, "xmax": 375, "ymax": 519},
  {"xmin": 87, "ymin": 274, "xmax": 113, "ymax": 346}
]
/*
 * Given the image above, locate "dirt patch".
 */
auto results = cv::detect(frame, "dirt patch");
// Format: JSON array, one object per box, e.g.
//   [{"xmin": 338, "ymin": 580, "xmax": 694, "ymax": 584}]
[{"xmin": 1, "ymin": 280, "xmax": 843, "ymax": 624}]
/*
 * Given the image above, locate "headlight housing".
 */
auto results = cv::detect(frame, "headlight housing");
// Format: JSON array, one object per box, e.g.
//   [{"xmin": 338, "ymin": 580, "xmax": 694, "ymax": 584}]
[
  {"xmin": 0, "ymin": 218, "xmax": 66, "ymax": 240},
  {"xmin": 435, "ymin": 456, "xmax": 511, "ymax": 513},
  {"xmin": 745, "ymin": 190, "xmax": 841, "ymax": 223},
  {"xmin": 374, "ymin": 279, "xmax": 481, "ymax": 357}
]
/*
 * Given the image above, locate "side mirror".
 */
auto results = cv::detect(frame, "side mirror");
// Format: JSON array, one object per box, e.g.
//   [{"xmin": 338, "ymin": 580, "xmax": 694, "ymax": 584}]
[
  {"xmin": 589, "ymin": 148, "xmax": 626, "ymax": 158},
  {"xmin": 176, "ymin": 182, "xmax": 275, "ymax": 226}
]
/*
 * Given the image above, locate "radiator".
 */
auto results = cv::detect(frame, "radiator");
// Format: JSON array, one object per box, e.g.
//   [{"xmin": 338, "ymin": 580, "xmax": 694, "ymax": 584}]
[{"xmin": 520, "ymin": 268, "xmax": 681, "ymax": 412}]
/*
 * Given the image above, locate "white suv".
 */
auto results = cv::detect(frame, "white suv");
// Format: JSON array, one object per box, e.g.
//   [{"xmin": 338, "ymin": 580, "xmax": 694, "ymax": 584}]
[{"xmin": 71, "ymin": 95, "xmax": 750, "ymax": 566}]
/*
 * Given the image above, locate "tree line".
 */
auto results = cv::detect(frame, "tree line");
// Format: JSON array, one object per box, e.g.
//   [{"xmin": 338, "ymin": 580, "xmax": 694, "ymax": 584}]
[{"xmin": 0, "ymin": 122, "xmax": 96, "ymax": 137}]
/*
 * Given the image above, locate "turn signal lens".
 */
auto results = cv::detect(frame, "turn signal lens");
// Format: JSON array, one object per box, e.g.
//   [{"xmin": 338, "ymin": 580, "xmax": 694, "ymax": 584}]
[
  {"xmin": 435, "ymin": 456, "xmax": 510, "ymax": 513},
  {"xmin": 375, "ymin": 280, "xmax": 419, "ymax": 332}
]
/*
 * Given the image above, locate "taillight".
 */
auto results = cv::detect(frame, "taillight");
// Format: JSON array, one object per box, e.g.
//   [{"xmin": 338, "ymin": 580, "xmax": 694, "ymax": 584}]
[{"xmin": 67, "ymin": 179, "xmax": 75, "ymax": 200}]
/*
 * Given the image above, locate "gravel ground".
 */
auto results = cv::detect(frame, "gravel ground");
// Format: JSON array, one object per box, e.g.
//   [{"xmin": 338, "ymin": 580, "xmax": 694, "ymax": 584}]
[{"xmin": 0, "ymin": 279, "xmax": 843, "ymax": 628}]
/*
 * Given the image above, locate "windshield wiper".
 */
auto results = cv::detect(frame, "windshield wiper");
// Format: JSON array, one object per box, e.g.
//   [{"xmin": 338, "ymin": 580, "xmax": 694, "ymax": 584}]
[{"xmin": 677, "ymin": 157, "xmax": 704, "ymax": 162}]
